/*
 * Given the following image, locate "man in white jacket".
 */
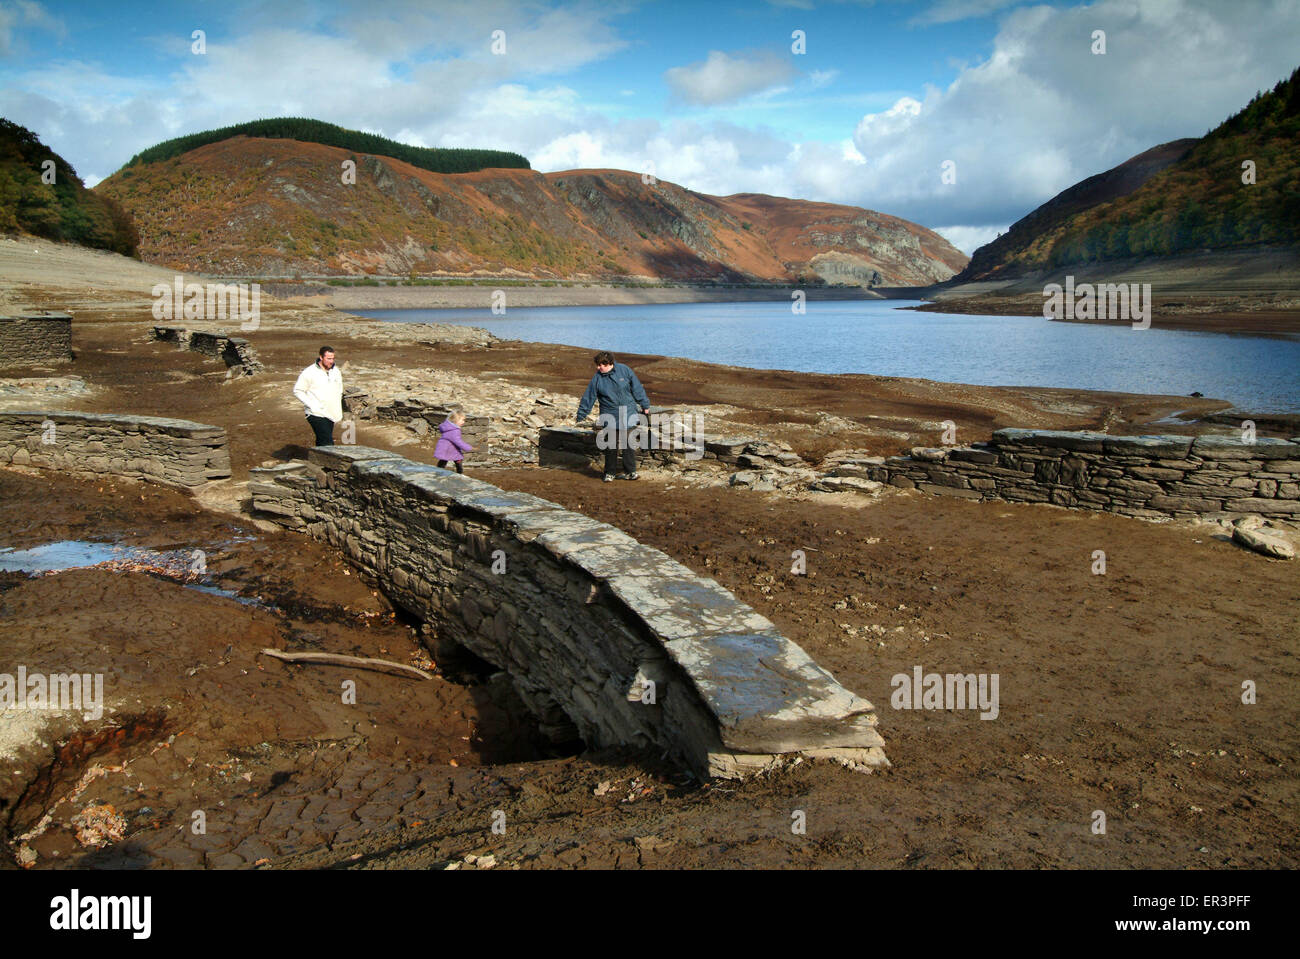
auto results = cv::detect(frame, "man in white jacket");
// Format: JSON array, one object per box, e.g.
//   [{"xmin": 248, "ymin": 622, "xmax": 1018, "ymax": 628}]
[{"xmin": 293, "ymin": 345, "xmax": 343, "ymax": 446}]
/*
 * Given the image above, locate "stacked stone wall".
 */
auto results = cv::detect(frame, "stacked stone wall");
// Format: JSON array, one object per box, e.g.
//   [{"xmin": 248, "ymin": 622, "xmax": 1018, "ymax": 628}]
[
  {"xmin": 151, "ymin": 327, "xmax": 263, "ymax": 375},
  {"xmin": 539, "ymin": 415, "xmax": 710, "ymax": 471},
  {"xmin": 864, "ymin": 429, "xmax": 1300, "ymax": 520},
  {"xmin": 250, "ymin": 445, "xmax": 887, "ymax": 779},
  {"xmin": 0, "ymin": 411, "xmax": 231, "ymax": 488},
  {"xmin": 0, "ymin": 314, "xmax": 73, "ymax": 367}
]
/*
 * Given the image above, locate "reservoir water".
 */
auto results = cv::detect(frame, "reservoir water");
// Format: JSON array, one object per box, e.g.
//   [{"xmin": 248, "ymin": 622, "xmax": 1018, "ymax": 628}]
[{"xmin": 352, "ymin": 299, "xmax": 1300, "ymax": 414}]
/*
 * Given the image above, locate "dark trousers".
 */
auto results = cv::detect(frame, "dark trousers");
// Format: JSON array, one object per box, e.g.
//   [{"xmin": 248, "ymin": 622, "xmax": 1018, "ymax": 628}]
[
  {"xmin": 307, "ymin": 414, "xmax": 334, "ymax": 446},
  {"xmin": 603, "ymin": 429, "xmax": 637, "ymax": 476},
  {"xmin": 437, "ymin": 459, "xmax": 464, "ymax": 474}
]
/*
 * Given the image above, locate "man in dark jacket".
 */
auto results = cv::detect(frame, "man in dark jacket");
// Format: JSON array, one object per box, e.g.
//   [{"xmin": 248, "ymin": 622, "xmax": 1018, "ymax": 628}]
[{"xmin": 576, "ymin": 351, "xmax": 650, "ymax": 481}]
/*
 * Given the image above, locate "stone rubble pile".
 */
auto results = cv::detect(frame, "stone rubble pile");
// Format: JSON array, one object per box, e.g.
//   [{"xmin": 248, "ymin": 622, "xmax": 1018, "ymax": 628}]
[
  {"xmin": 0, "ymin": 376, "xmax": 90, "ymax": 412},
  {"xmin": 340, "ymin": 368, "xmax": 590, "ymax": 466},
  {"xmin": 725, "ymin": 439, "xmax": 820, "ymax": 491},
  {"xmin": 1230, "ymin": 516, "xmax": 1295, "ymax": 559}
]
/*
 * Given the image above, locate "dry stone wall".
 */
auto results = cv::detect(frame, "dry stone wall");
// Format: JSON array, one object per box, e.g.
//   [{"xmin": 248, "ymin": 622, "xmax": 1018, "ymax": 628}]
[
  {"xmin": 0, "ymin": 314, "xmax": 73, "ymax": 367},
  {"xmin": 538, "ymin": 413, "xmax": 735, "ymax": 471},
  {"xmin": 0, "ymin": 411, "xmax": 231, "ymax": 488},
  {"xmin": 151, "ymin": 327, "xmax": 263, "ymax": 375},
  {"xmin": 249, "ymin": 445, "xmax": 888, "ymax": 779},
  {"xmin": 863, "ymin": 429, "xmax": 1300, "ymax": 520},
  {"xmin": 539, "ymin": 424, "xmax": 693, "ymax": 469}
]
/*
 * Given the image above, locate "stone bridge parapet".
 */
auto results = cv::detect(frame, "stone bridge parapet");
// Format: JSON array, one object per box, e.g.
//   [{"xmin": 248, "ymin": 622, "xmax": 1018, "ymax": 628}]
[{"xmin": 249, "ymin": 445, "xmax": 888, "ymax": 779}]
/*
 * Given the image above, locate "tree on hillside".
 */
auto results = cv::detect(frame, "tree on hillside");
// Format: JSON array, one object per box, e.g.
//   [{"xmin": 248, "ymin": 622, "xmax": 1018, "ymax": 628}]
[
  {"xmin": 123, "ymin": 117, "xmax": 530, "ymax": 177},
  {"xmin": 0, "ymin": 118, "xmax": 140, "ymax": 256}
]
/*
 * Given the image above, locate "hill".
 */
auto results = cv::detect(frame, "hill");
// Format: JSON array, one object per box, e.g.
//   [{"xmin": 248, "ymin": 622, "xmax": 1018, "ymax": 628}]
[
  {"xmin": 0, "ymin": 118, "xmax": 139, "ymax": 256},
  {"xmin": 96, "ymin": 137, "xmax": 966, "ymax": 284},
  {"xmin": 956, "ymin": 65, "xmax": 1300, "ymax": 281},
  {"xmin": 125, "ymin": 117, "xmax": 529, "ymax": 176},
  {"xmin": 956, "ymin": 138, "xmax": 1196, "ymax": 280}
]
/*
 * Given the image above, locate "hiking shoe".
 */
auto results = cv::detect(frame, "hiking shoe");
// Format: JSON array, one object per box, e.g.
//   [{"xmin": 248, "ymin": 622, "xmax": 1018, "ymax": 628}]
[
  {"xmin": 603, "ymin": 473, "xmax": 615, "ymax": 482},
  {"xmin": 618, "ymin": 471, "xmax": 639, "ymax": 480}
]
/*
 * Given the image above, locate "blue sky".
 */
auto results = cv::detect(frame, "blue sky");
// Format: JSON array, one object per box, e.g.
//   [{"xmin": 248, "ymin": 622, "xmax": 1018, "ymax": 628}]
[{"xmin": 2, "ymin": 0, "xmax": 1297, "ymax": 253}]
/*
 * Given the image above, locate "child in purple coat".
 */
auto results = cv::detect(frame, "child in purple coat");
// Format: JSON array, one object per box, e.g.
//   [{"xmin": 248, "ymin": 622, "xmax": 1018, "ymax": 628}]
[{"xmin": 434, "ymin": 411, "xmax": 473, "ymax": 473}]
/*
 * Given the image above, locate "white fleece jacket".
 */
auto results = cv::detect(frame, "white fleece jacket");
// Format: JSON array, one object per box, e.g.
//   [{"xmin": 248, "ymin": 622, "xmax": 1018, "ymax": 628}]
[{"xmin": 293, "ymin": 361, "xmax": 343, "ymax": 421}]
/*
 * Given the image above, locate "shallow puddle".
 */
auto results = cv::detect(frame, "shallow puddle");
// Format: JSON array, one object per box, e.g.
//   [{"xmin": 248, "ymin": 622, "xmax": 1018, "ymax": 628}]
[{"xmin": 0, "ymin": 539, "xmax": 271, "ymax": 607}]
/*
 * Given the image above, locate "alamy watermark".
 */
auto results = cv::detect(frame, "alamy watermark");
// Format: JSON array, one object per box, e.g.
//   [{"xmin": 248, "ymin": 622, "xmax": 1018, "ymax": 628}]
[
  {"xmin": 890, "ymin": 665, "xmax": 999, "ymax": 720},
  {"xmin": 1043, "ymin": 276, "xmax": 1150, "ymax": 330},
  {"xmin": 151, "ymin": 275, "xmax": 261, "ymax": 330},
  {"xmin": 1, "ymin": 667, "xmax": 104, "ymax": 720},
  {"xmin": 50, "ymin": 889, "xmax": 150, "ymax": 939}
]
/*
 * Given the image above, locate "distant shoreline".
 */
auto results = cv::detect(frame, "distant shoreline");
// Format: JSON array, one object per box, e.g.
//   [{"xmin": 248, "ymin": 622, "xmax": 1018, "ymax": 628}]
[
  {"xmin": 288, "ymin": 284, "xmax": 889, "ymax": 311},
  {"xmin": 903, "ymin": 299, "xmax": 1300, "ymax": 338},
  {"xmin": 301, "ymin": 282, "xmax": 1300, "ymax": 339}
]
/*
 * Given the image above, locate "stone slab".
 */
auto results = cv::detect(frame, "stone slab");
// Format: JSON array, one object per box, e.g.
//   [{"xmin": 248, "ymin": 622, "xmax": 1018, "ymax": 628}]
[
  {"xmin": 664, "ymin": 630, "xmax": 883, "ymax": 754},
  {"xmin": 992, "ymin": 429, "xmax": 1109, "ymax": 453},
  {"xmin": 1191, "ymin": 435, "xmax": 1299, "ymax": 460}
]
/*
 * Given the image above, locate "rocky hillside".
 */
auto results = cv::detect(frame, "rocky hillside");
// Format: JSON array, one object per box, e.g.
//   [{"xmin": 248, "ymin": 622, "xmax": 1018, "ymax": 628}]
[
  {"xmin": 956, "ymin": 138, "xmax": 1196, "ymax": 281},
  {"xmin": 0, "ymin": 118, "xmax": 138, "ymax": 257},
  {"xmin": 96, "ymin": 137, "xmax": 965, "ymax": 285},
  {"xmin": 956, "ymin": 65, "xmax": 1300, "ymax": 281}
]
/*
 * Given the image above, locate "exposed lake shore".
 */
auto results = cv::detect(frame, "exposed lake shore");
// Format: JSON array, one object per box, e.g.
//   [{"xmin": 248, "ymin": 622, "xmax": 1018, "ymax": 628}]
[
  {"xmin": 2, "ymin": 237, "xmax": 1297, "ymax": 871},
  {"xmin": 295, "ymin": 283, "xmax": 885, "ymax": 311},
  {"xmin": 292, "ymin": 278, "xmax": 1300, "ymax": 340},
  {"xmin": 904, "ymin": 294, "xmax": 1300, "ymax": 337},
  {"xmin": 898, "ymin": 247, "xmax": 1300, "ymax": 336}
]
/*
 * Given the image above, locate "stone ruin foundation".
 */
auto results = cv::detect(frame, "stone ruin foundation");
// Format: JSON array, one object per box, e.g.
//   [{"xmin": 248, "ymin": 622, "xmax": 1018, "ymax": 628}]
[
  {"xmin": 151, "ymin": 326, "xmax": 263, "ymax": 376},
  {"xmin": 0, "ymin": 313, "xmax": 73, "ymax": 368}
]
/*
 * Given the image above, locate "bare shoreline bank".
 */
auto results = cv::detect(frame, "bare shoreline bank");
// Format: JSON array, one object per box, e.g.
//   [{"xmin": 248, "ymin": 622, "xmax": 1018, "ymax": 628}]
[
  {"xmin": 4, "ymin": 238, "xmax": 1299, "ymax": 871},
  {"xmin": 892, "ymin": 248, "xmax": 1300, "ymax": 336},
  {"xmin": 293, "ymin": 284, "xmax": 886, "ymax": 311},
  {"xmin": 903, "ymin": 298, "xmax": 1300, "ymax": 337},
  {"xmin": 295, "ymin": 278, "xmax": 1300, "ymax": 340},
  {"xmin": 0, "ymin": 238, "xmax": 1285, "ymax": 432}
]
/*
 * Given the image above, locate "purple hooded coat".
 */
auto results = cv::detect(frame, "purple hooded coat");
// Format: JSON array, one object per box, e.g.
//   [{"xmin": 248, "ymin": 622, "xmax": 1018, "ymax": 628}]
[{"xmin": 434, "ymin": 419, "xmax": 473, "ymax": 462}]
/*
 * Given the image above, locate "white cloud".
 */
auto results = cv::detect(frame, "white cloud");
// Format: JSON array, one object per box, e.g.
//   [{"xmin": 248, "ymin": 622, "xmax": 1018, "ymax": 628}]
[
  {"xmin": 0, "ymin": 0, "xmax": 62, "ymax": 56},
  {"xmin": 911, "ymin": 0, "xmax": 1030, "ymax": 26},
  {"xmin": 932, "ymin": 224, "xmax": 1007, "ymax": 255},
  {"xmin": 664, "ymin": 50, "xmax": 798, "ymax": 106},
  {"xmin": 0, "ymin": 3, "xmax": 628, "ymax": 180},
  {"xmin": 3, "ymin": 0, "xmax": 1297, "ymax": 253},
  {"xmin": 844, "ymin": 0, "xmax": 1300, "ymax": 228}
]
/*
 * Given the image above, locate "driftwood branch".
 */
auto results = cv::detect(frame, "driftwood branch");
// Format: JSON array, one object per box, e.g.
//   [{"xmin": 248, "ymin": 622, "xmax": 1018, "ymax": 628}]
[{"xmin": 259, "ymin": 648, "xmax": 433, "ymax": 681}]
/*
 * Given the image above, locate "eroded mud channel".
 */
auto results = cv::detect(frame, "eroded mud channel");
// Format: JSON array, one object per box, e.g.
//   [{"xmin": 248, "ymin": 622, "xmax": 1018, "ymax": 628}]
[{"xmin": 0, "ymin": 470, "xmax": 554, "ymax": 869}]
